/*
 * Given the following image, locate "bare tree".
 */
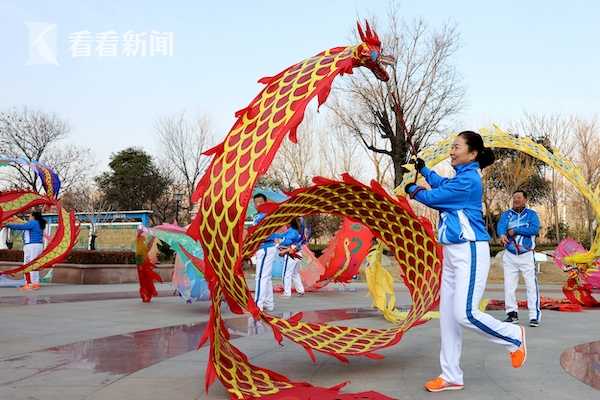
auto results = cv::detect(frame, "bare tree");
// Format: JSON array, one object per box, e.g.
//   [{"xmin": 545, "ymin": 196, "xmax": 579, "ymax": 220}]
[
  {"xmin": 318, "ymin": 118, "xmax": 366, "ymax": 181},
  {"xmin": 150, "ymin": 160, "xmax": 185, "ymax": 225},
  {"xmin": 61, "ymin": 184, "xmax": 115, "ymax": 249},
  {"xmin": 266, "ymin": 110, "xmax": 391, "ymax": 190},
  {"xmin": 573, "ymin": 118, "xmax": 600, "ymax": 243},
  {"xmin": 39, "ymin": 145, "xmax": 94, "ymax": 193},
  {"xmin": 331, "ymin": 10, "xmax": 464, "ymax": 187},
  {"xmin": 482, "ymin": 154, "xmax": 539, "ymax": 240},
  {"xmin": 266, "ymin": 111, "xmax": 320, "ymax": 190},
  {"xmin": 486, "ymin": 157, "xmax": 539, "ymax": 203},
  {"xmin": 508, "ymin": 114, "xmax": 574, "ymax": 242},
  {"xmin": 150, "ymin": 190, "xmax": 179, "ymax": 225},
  {"xmin": 0, "ymin": 107, "xmax": 94, "ymax": 193},
  {"xmin": 155, "ymin": 111, "xmax": 212, "ymax": 206},
  {"xmin": 354, "ymin": 125, "xmax": 393, "ymax": 186}
]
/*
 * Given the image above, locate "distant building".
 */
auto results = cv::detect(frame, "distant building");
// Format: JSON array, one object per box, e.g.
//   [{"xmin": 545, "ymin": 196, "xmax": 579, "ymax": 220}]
[
  {"xmin": 43, "ymin": 210, "xmax": 153, "ymax": 227},
  {"xmin": 42, "ymin": 210, "xmax": 154, "ymax": 251}
]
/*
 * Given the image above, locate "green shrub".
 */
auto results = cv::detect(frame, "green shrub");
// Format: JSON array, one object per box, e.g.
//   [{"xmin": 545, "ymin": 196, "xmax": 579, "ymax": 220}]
[
  {"xmin": 156, "ymin": 240, "xmax": 175, "ymax": 262},
  {"xmin": 0, "ymin": 249, "xmax": 23, "ymax": 262},
  {"xmin": 66, "ymin": 250, "xmax": 136, "ymax": 264},
  {"xmin": 308, "ymin": 243, "xmax": 327, "ymax": 258}
]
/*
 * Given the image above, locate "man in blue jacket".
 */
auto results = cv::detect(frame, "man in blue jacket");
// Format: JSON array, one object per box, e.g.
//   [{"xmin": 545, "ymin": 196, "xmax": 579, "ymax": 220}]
[
  {"xmin": 251, "ymin": 193, "xmax": 285, "ymax": 312},
  {"xmin": 497, "ymin": 190, "xmax": 541, "ymax": 327}
]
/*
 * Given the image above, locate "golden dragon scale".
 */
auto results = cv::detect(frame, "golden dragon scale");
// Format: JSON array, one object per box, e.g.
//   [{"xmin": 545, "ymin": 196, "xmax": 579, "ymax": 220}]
[
  {"xmin": 387, "ymin": 125, "xmax": 600, "ymax": 309},
  {"xmin": 0, "ymin": 191, "xmax": 51, "ymax": 221},
  {"xmin": 0, "ymin": 191, "xmax": 79, "ymax": 275},
  {"xmin": 244, "ymin": 175, "xmax": 442, "ymax": 355},
  {"xmin": 397, "ymin": 125, "xmax": 600, "ymax": 265},
  {"xmin": 188, "ymin": 24, "xmax": 442, "ymax": 399}
]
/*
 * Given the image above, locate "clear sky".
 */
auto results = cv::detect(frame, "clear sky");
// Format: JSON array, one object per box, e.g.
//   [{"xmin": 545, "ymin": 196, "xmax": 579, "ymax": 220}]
[{"xmin": 1, "ymin": 1, "xmax": 599, "ymax": 173}]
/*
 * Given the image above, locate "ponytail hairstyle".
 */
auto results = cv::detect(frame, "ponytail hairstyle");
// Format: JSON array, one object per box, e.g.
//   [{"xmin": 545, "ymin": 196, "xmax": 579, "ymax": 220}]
[
  {"xmin": 31, "ymin": 211, "xmax": 47, "ymax": 230},
  {"xmin": 457, "ymin": 130, "xmax": 495, "ymax": 169}
]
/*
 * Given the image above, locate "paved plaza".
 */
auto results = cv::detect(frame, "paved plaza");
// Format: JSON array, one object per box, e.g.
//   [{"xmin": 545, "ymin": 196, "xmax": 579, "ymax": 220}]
[{"xmin": 0, "ymin": 282, "xmax": 598, "ymax": 400}]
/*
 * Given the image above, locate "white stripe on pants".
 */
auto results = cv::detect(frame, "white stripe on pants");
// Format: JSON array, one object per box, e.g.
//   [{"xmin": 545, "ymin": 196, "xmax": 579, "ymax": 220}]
[
  {"xmin": 254, "ymin": 246, "xmax": 275, "ymax": 311},
  {"xmin": 502, "ymin": 250, "xmax": 541, "ymax": 321},
  {"xmin": 282, "ymin": 253, "xmax": 304, "ymax": 296},
  {"xmin": 23, "ymin": 243, "xmax": 44, "ymax": 284},
  {"xmin": 440, "ymin": 241, "xmax": 522, "ymax": 385}
]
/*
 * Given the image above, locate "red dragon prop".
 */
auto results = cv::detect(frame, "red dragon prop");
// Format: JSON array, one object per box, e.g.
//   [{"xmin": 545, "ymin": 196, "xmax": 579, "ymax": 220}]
[
  {"xmin": 0, "ymin": 190, "xmax": 78, "ymax": 276},
  {"xmin": 187, "ymin": 22, "xmax": 443, "ymax": 399}
]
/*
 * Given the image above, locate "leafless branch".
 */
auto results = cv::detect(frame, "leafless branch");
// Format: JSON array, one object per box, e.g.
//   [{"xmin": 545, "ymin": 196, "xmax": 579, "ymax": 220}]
[
  {"xmin": 330, "ymin": 9, "xmax": 464, "ymax": 187},
  {"xmin": 0, "ymin": 106, "xmax": 93, "ymax": 193},
  {"xmin": 155, "ymin": 111, "xmax": 213, "ymax": 209}
]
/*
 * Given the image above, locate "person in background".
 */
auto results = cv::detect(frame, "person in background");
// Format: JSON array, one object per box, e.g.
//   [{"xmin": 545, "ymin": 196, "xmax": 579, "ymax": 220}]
[
  {"xmin": 6, "ymin": 211, "xmax": 47, "ymax": 291},
  {"xmin": 497, "ymin": 190, "xmax": 541, "ymax": 327},
  {"xmin": 279, "ymin": 218, "xmax": 305, "ymax": 297},
  {"xmin": 250, "ymin": 193, "xmax": 284, "ymax": 312}
]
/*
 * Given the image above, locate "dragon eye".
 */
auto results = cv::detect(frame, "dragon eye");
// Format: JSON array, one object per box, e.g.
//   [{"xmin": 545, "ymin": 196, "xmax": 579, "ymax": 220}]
[{"xmin": 370, "ymin": 50, "xmax": 379, "ymax": 61}]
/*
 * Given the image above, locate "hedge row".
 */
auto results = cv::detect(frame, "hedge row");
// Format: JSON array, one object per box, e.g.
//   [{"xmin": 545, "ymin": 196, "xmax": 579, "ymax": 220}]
[
  {"xmin": 0, "ymin": 243, "xmax": 558, "ymax": 265},
  {"xmin": 0, "ymin": 249, "xmax": 136, "ymax": 264}
]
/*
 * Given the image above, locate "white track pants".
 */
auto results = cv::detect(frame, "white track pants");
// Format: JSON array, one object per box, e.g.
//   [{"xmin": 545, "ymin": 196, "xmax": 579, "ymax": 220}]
[
  {"xmin": 282, "ymin": 254, "xmax": 304, "ymax": 296},
  {"xmin": 502, "ymin": 250, "xmax": 541, "ymax": 321},
  {"xmin": 254, "ymin": 247, "xmax": 275, "ymax": 311},
  {"xmin": 440, "ymin": 241, "xmax": 522, "ymax": 385},
  {"xmin": 23, "ymin": 243, "xmax": 44, "ymax": 284}
]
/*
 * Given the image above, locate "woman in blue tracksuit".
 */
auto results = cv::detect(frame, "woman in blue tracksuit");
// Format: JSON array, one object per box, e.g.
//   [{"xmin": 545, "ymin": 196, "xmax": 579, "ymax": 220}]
[
  {"xmin": 6, "ymin": 211, "xmax": 47, "ymax": 290},
  {"xmin": 405, "ymin": 131, "xmax": 527, "ymax": 393},
  {"xmin": 278, "ymin": 218, "xmax": 305, "ymax": 297}
]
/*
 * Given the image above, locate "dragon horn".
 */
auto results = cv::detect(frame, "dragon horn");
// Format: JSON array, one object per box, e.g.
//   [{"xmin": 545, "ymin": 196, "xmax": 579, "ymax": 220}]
[
  {"xmin": 357, "ymin": 21, "xmax": 366, "ymax": 42},
  {"xmin": 373, "ymin": 26, "xmax": 380, "ymax": 42},
  {"xmin": 365, "ymin": 20, "xmax": 373, "ymax": 38}
]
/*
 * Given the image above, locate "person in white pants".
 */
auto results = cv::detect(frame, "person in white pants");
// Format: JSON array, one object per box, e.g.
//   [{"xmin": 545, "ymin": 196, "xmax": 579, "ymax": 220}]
[
  {"xmin": 282, "ymin": 253, "xmax": 304, "ymax": 297},
  {"xmin": 23, "ymin": 243, "xmax": 44, "ymax": 283},
  {"xmin": 6, "ymin": 211, "xmax": 47, "ymax": 290},
  {"xmin": 497, "ymin": 190, "xmax": 541, "ymax": 327},
  {"xmin": 251, "ymin": 193, "xmax": 285, "ymax": 312},
  {"xmin": 279, "ymin": 219, "xmax": 305, "ymax": 297},
  {"xmin": 406, "ymin": 131, "xmax": 527, "ymax": 393},
  {"xmin": 254, "ymin": 245, "xmax": 276, "ymax": 311}
]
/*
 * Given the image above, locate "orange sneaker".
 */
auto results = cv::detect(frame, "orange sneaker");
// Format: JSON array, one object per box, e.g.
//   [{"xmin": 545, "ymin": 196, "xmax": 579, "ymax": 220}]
[
  {"xmin": 424, "ymin": 377, "xmax": 464, "ymax": 392},
  {"xmin": 510, "ymin": 326, "xmax": 527, "ymax": 368},
  {"xmin": 31, "ymin": 283, "xmax": 41, "ymax": 290},
  {"xmin": 18, "ymin": 284, "xmax": 33, "ymax": 291}
]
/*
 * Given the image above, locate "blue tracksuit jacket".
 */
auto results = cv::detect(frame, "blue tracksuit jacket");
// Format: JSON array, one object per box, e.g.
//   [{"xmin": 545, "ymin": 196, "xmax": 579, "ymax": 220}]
[
  {"xmin": 496, "ymin": 208, "xmax": 540, "ymax": 255},
  {"xmin": 278, "ymin": 227, "xmax": 302, "ymax": 248},
  {"xmin": 408, "ymin": 161, "xmax": 490, "ymax": 245},
  {"xmin": 6, "ymin": 220, "xmax": 44, "ymax": 245},
  {"xmin": 252, "ymin": 212, "xmax": 284, "ymax": 250}
]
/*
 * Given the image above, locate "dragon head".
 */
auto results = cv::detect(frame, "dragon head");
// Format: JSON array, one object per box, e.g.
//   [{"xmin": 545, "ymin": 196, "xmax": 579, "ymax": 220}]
[{"xmin": 355, "ymin": 21, "xmax": 394, "ymax": 82}]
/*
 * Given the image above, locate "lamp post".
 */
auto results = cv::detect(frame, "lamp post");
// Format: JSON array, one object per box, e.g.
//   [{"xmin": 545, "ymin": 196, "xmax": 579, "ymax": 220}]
[{"xmin": 174, "ymin": 192, "xmax": 183, "ymax": 224}]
